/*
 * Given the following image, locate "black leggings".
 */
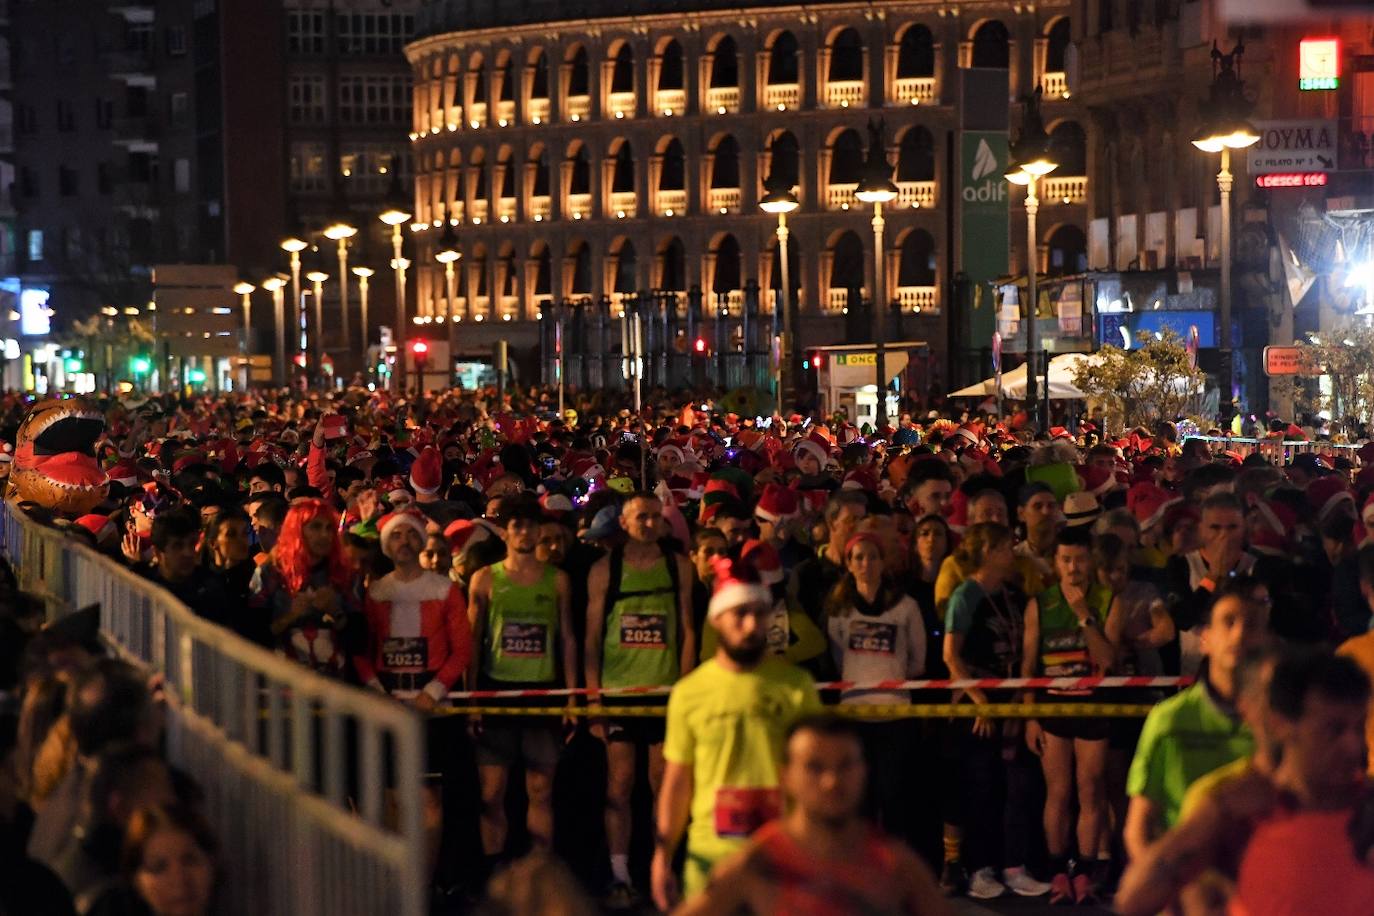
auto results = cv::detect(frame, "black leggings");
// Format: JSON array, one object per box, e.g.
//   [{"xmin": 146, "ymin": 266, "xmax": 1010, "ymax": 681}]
[{"xmin": 958, "ymin": 724, "xmax": 1040, "ymax": 872}]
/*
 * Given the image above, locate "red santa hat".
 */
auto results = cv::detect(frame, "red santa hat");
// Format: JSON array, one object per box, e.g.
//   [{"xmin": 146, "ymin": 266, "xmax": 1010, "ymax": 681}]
[
  {"xmin": 346, "ymin": 445, "xmax": 375, "ymax": 466},
  {"xmin": 740, "ymin": 539, "xmax": 783, "ymax": 587},
  {"xmin": 1306, "ymin": 475, "xmax": 1355, "ymax": 523},
  {"xmin": 1127, "ymin": 481, "xmax": 1180, "ymax": 532},
  {"xmin": 707, "ymin": 556, "xmax": 772, "ymax": 620},
  {"xmin": 539, "ymin": 492, "xmax": 574, "ymax": 516},
  {"xmin": 409, "ymin": 447, "xmax": 443, "ymax": 496},
  {"xmin": 656, "ymin": 443, "xmax": 686, "ymax": 467},
  {"xmin": 754, "ymin": 482, "xmax": 799, "ymax": 523},
  {"xmin": 1250, "ymin": 498, "xmax": 1297, "ymax": 556},
  {"xmin": 378, "ymin": 509, "xmax": 429, "ymax": 558},
  {"xmin": 792, "ymin": 431, "xmax": 831, "ymax": 468},
  {"xmin": 840, "ymin": 468, "xmax": 878, "ymax": 493},
  {"xmin": 75, "ymin": 514, "xmax": 117, "ymax": 543},
  {"xmin": 444, "ymin": 518, "xmax": 493, "ymax": 556},
  {"xmin": 1077, "ymin": 464, "xmax": 1117, "ymax": 498},
  {"xmin": 107, "ymin": 461, "xmax": 140, "ymax": 488},
  {"xmin": 320, "ymin": 414, "xmax": 349, "ymax": 440}
]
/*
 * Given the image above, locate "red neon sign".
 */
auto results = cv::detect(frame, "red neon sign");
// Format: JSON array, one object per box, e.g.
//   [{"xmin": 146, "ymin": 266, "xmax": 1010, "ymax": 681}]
[{"xmin": 1255, "ymin": 172, "xmax": 1328, "ymax": 189}]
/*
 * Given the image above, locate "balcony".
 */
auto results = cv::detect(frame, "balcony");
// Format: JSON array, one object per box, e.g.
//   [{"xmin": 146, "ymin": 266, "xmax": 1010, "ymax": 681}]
[
  {"xmin": 706, "ymin": 85, "xmax": 739, "ymax": 113},
  {"xmin": 718, "ymin": 289, "xmax": 744, "ymax": 315},
  {"xmin": 1042, "ymin": 71, "xmax": 1069, "ymax": 99},
  {"xmin": 565, "ymin": 94, "xmax": 591, "ymax": 122},
  {"xmin": 443, "ymin": 107, "xmax": 462, "ymax": 130},
  {"xmin": 610, "ymin": 190, "xmax": 637, "ymax": 218},
  {"xmin": 655, "ymin": 88, "xmax": 686, "ymax": 116},
  {"xmin": 467, "ymin": 101, "xmax": 487, "ymax": 128},
  {"xmin": 499, "ymin": 296, "xmax": 520, "ymax": 320},
  {"xmin": 764, "ymin": 83, "xmax": 800, "ymax": 111},
  {"xmin": 897, "ymin": 286, "xmax": 938, "ymax": 313},
  {"xmin": 656, "ymin": 188, "xmax": 686, "ymax": 216},
  {"xmin": 468, "ymin": 198, "xmax": 488, "ymax": 224},
  {"xmin": 827, "ymin": 182, "xmax": 857, "ymax": 211},
  {"xmin": 1039, "ymin": 175, "xmax": 1088, "ymax": 205},
  {"xmin": 471, "ymin": 296, "xmax": 491, "ymax": 319},
  {"xmin": 607, "ymin": 91, "xmax": 636, "ymax": 119},
  {"xmin": 495, "ymin": 100, "xmax": 515, "ymax": 127},
  {"xmin": 897, "ymin": 180, "xmax": 937, "ymax": 210},
  {"xmin": 497, "ymin": 197, "xmax": 517, "ymax": 223},
  {"xmin": 892, "ymin": 76, "xmax": 937, "ymax": 106},
  {"xmin": 567, "ymin": 192, "xmax": 592, "ymax": 219},
  {"xmin": 526, "ymin": 97, "xmax": 550, "ymax": 124},
  {"xmin": 824, "ymin": 80, "xmax": 864, "ymax": 109},
  {"xmin": 708, "ymin": 187, "xmax": 741, "ymax": 214},
  {"xmin": 113, "ymin": 115, "xmax": 158, "ymax": 149},
  {"xmin": 104, "ymin": 48, "xmax": 154, "ymax": 81},
  {"xmin": 826, "ymin": 288, "xmax": 850, "ymax": 312},
  {"xmin": 447, "ymin": 201, "xmax": 464, "ymax": 222},
  {"xmin": 528, "ymin": 195, "xmax": 551, "ymax": 221}
]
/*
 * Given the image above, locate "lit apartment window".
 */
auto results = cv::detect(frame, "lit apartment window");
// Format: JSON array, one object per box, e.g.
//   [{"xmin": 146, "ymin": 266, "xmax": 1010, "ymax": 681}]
[
  {"xmin": 289, "ymin": 142, "xmax": 328, "ymax": 191},
  {"xmin": 287, "ymin": 12, "xmax": 326, "ymax": 55},
  {"xmin": 27, "ymin": 230, "xmax": 43, "ymax": 263},
  {"xmin": 289, "ymin": 75, "xmax": 327, "ymax": 124},
  {"xmin": 337, "ymin": 13, "xmax": 415, "ymax": 55}
]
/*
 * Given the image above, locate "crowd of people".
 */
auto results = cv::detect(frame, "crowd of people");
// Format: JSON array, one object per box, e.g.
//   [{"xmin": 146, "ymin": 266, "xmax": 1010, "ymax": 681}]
[{"xmin": 2, "ymin": 382, "xmax": 1374, "ymax": 915}]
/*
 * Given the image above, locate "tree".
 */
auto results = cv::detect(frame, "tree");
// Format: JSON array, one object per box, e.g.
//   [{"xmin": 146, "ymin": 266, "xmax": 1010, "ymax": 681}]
[
  {"xmin": 1071, "ymin": 329, "xmax": 1205, "ymax": 434},
  {"xmin": 1285, "ymin": 323, "xmax": 1374, "ymax": 440}
]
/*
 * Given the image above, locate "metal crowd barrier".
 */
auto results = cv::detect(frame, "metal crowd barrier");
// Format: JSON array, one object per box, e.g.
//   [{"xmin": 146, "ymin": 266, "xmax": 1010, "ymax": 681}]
[
  {"xmin": 0, "ymin": 502, "xmax": 425, "ymax": 916},
  {"xmin": 1183, "ymin": 435, "xmax": 1364, "ymax": 467}
]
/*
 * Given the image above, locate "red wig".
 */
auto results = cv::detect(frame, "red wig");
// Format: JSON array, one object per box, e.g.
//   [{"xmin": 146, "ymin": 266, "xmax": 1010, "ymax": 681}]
[{"xmin": 271, "ymin": 498, "xmax": 352, "ymax": 594}]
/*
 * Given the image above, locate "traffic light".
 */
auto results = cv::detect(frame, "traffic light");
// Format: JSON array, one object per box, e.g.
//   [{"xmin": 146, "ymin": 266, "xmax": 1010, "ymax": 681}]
[
  {"xmin": 693, "ymin": 337, "xmax": 707, "ymax": 354},
  {"xmin": 410, "ymin": 338, "xmax": 430, "ymax": 370},
  {"xmin": 63, "ymin": 357, "xmax": 82, "ymax": 373},
  {"xmin": 187, "ymin": 368, "xmax": 206, "ymax": 384},
  {"xmin": 131, "ymin": 356, "xmax": 151, "ymax": 374},
  {"xmin": 811, "ymin": 351, "xmax": 825, "ymax": 368}
]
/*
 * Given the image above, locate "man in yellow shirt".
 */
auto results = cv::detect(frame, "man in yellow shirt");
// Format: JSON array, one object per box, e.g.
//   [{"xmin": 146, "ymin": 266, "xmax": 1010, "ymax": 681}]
[
  {"xmin": 651, "ymin": 557, "xmax": 821, "ymax": 911},
  {"xmin": 1336, "ymin": 545, "xmax": 1374, "ymax": 774}
]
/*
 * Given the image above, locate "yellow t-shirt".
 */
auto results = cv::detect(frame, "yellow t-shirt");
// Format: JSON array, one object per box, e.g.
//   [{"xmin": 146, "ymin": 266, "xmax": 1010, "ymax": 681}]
[
  {"xmin": 1180, "ymin": 755, "xmax": 1255, "ymax": 820},
  {"xmin": 934, "ymin": 551, "xmax": 1047, "ymax": 613},
  {"xmin": 1338, "ymin": 631, "xmax": 1374, "ymax": 775},
  {"xmin": 663, "ymin": 655, "xmax": 821, "ymax": 896}
]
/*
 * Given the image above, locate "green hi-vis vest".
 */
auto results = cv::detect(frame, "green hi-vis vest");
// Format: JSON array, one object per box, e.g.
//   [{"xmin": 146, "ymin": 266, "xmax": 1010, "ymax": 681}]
[
  {"xmin": 485, "ymin": 561, "xmax": 559, "ymax": 684},
  {"xmin": 601, "ymin": 549, "xmax": 680, "ymax": 689}
]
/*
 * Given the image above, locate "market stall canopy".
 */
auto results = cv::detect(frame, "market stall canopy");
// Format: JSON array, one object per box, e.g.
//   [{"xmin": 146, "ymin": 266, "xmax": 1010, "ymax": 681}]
[{"xmin": 951, "ymin": 352, "xmax": 1095, "ymax": 399}]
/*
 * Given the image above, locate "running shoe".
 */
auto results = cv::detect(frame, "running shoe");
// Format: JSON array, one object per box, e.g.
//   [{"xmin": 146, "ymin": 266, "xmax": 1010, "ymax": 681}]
[
  {"xmin": 939, "ymin": 860, "xmax": 969, "ymax": 896},
  {"xmin": 1072, "ymin": 872, "xmax": 1099, "ymax": 906},
  {"xmin": 1049, "ymin": 872, "xmax": 1075, "ymax": 906},
  {"xmin": 1003, "ymin": 866, "xmax": 1052, "ymax": 897},
  {"xmin": 967, "ymin": 867, "xmax": 1007, "ymax": 900}
]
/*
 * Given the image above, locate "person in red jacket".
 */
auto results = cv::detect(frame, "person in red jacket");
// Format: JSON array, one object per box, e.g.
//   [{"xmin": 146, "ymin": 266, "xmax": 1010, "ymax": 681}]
[{"xmin": 355, "ymin": 507, "xmax": 471, "ymax": 890}]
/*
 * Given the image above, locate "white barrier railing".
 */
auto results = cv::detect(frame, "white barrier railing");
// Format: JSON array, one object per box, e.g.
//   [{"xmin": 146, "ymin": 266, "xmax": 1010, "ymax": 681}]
[{"xmin": 0, "ymin": 502, "xmax": 425, "ymax": 916}]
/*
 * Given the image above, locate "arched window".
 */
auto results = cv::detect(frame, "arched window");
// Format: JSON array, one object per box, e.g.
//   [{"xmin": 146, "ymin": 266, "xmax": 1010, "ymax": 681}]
[
  {"xmin": 658, "ymin": 237, "xmax": 686, "ymax": 290},
  {"xmin": 768, "ymin": 131, "xmax": 800, "ymax": 189},
  {"xmin": 529, "ymin": 146, "xmax": 550, "ymax": 197},
  {"xmin": 612, "ymin": 141, "xmax": 635, "ymax": 192},
  {"xmin": 611, "ymin": 43, "xmax": 634, "ymax": 93},
  {"xmin": 897, "ymin": 25, "xmax": 935, "ymax": 77},
  {"xmin": 1050, "ymin": 121, "xmax": 1086, "ymax": 175},
  {"xmin": 612, "ymin": 239, "xmax": 637, "ymax": 293},
  {"xmin": 898, "ymin": 230, "xmax": 937, "ymax": 286},
  {"xmin": 530, "ymin": 49, "xmax": 550, "ymax": 99},
  {"xmin": 971, "ymin": 21, "xmax": 1010, "ymax": 68},
  {"xmin": 569, "ymin": 241, "xmax": 592, "ymax": 295},
  {"xmin": 768, "ymin": 31, "xmax": 799, "ymax": 85},
  {"xmin": 659, "ymin": 138, "xmax": 686, "ymax": 190},
  {"xmin": 531, "ymin": 243, "xmax": 552, "ymax": 297},
  {"xmin": 470, "ymin": 148, "xmax": 488, "ymax": 204},
  {"xmin": 709, "ymin": 36, "xmax": 738, "ymax": 88},
  {"xmin": 496, "ymin": 53, "xmax": 514, "ymax": 102},
  {"xmin": 831, "ymin": 231, "xmax": 866, "ymax": 291},
  {"xmin": 897, "ymin": 127, "xmax": 935, "ymax": 182},
  {"xmin": 712, "ymin": 234, "xmax": 742, "ymax": 293},
  {"xmin": 1046, "ymin": 18, "xmax": 1071, "ymax": 72},
  {"xmin": 1046, "ymin": 225, "xmax": 1087, "ymax": 277},
  {"xmin": 659, "ymin": 39, "xmax": 684, "ymax": 90},
  {"xmin": 568, "ymin": 144, "xmax": 590, "ymax": 195},
  {"xmin": 567, "ymin": 46, "xmax": 590, "ymax": 97},
  {"xmin": 829, "ymin": 129, "xmax": 864, "ymax": 185},
  {"xmin": 498, "ymin": 147, "xmax": 515, "ymax": 199},
  {"xmin": 710, "ymin": 135, "xmax": 740, "ymax": 189},
  {"xmin": 829, "ymin": 28, "xmax": 864, "ymax": 81},
  {"xmin": 468, "ymin": 53, "xmax": 486, "ymax": 103}
]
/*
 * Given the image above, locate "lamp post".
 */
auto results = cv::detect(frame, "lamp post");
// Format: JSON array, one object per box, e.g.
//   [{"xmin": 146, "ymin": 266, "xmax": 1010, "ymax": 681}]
[
  {"xmin": 435, "ymin": 223, "xmax": 461, "ymax": 319},
  {"xmin": 1192, "ymin": 41, "xmax": 1259, "ymax": 419},
  {"xmin": 233, "ymin": 281, "xmax": 254, "ymax": 391},
  {"xmin": 261, "ymin": 275, "xmax": 287, "ymax": 388},
  {"xmin": 306, "ymin": 269, "xmax": 329, "ymax": 377},
  {"xmin": 323, "ymin": 223, "xmax": 357, "ymax": 352},
  {"xmin": 280, "ymin": 237, "xmax": 308, "ymax": 369},
  {"xmin": 760, "ymin": 172, "xmax": 799, "ymax": 412},
  {"xmin": 379, "ymin": 172, "xmax": 413, "ymax": 392},
  {"xmin": 856, "ymin": 119, "xmax": 898, "ymax": 428},
  {"xmin": 353, "ymin": 265, "xmax": 374, "ymax": 355},
  {"xmin": 1004, "ymin": 87, "xmax": 1058, "ymax": 431}
]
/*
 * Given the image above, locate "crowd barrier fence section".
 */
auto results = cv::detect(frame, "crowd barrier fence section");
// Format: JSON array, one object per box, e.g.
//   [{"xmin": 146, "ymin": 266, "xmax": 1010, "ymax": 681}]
[
  {"xmin": 1184, "ymin": 435, "xmax": 1364, "ymax": 466},
  {"xmin": 0, "ymin": 502, "xmax": 426, "ymax": 916}
]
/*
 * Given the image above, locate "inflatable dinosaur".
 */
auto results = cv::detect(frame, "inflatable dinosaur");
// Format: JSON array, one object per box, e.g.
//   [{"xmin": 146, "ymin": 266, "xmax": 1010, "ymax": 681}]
[{"xmin": 7, "ymin": 397, "xmax": 109, "ymax": 516}]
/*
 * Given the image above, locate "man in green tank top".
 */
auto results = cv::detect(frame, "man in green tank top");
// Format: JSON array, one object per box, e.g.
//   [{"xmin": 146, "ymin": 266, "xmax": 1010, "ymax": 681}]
[
  {"xmin": 1021, "ymin": 526, "xmax": 1120, "ymax": 904},
  {"xmin": 467, "ymin": 497, "xmax": 576, "ymax": 876},
  {"xmin": 585, "ymin": 491, "xmax": 696, "ymax": 906}
]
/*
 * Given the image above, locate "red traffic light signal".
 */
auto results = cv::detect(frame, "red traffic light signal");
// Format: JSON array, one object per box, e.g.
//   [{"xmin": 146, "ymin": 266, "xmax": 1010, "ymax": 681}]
[
  {"xmin": 812, "ymin": 351, "xmax": 824, "ymax": 368},
  {"xmin": 693, "ymin": 337, "xmax": 707, "ymax": 353},
  {"xmin": 410, "ymin": 339, "xmax": 429, "ymax": 355}
]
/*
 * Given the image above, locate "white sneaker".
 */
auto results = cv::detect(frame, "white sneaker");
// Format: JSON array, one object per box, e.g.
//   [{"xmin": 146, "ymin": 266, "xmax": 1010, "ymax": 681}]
[
  {"xmin": 1002, "ymin": 866, "xmax": 1052, "ymax": 897},
  {"xmin": 967, "ymin": 867, "xmax": 1007, "ymax": 900}
]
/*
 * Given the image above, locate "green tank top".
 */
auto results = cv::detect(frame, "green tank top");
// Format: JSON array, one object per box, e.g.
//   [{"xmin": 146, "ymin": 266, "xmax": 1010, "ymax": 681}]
[
  {"xmin": 601, "ymin": 553, "xmax": 679, "ymax": 689},
  {"xmin": 1037, "ymin": 583, "xmax": 1112, "ymax": 695},
  {"xmin": 485, "ymin": 561, "xmax": 559, "ymax": 684}
]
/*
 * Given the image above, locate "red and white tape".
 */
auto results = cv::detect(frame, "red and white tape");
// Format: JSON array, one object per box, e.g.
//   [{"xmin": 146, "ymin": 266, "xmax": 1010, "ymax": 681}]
[{"xmin": 444, "ymin": 675, "xmax": 1190, "ymax": 701}]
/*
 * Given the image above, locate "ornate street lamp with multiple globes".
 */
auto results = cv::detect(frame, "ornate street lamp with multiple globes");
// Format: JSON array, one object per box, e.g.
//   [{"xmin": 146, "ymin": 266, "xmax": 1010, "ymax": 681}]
[{"xmin": 855, "ymin": 119, "xmax": 898, "ymax": 428}]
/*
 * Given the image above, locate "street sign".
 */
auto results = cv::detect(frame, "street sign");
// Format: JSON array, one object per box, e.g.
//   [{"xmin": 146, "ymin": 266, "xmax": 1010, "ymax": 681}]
[
  {"xmin": 1255, "ymin": 172, "xmax": 1328, "ymax": 189},
  {"xmin": 1247, "ymin": 120, "xmax": 1337, "ymax": 175},
  {"xmin": 1263, "ymin": 345, "xmax": 1321, "ymax": 376}
]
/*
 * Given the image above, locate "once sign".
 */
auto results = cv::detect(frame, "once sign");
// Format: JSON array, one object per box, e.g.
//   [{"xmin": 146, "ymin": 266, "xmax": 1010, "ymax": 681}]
[
  {"xmin": 1247, "ymin": 120, "xmax": 1337, "ymax": 174},
  {"xmin": 1263, "ymin": 345, "xmax": 1321, "ymax": 377}
]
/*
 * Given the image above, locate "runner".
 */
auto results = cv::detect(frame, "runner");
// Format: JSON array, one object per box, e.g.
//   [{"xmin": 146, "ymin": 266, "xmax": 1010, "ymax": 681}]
[
  {"xmin": 584, "ymin": 491, "xmax": 695, "ymax": 906},
  {"xmin": 651, "ymin": 556, "xmax": 821, "ymax": 910},
  {"xmin": 673, "ymin": 714, "xmax": 950, "ymax": 916},
  {"xmin": 467, "ymin": 496, "xmax": 577, "ymax": 875}
]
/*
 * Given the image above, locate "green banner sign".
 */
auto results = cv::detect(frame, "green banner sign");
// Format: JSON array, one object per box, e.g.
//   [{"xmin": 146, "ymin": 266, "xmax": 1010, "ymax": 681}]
[{"xmin": 961, "ymin": 131, "xmax": 1009, "ymax": 351}]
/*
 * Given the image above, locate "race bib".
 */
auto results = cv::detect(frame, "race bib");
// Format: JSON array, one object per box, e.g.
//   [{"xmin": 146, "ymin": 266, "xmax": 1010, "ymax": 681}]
[
  {"xmin": 713, "ymin": 787, "xmax": 782, "ymax": 838},
  {"xmin": 382, "ymin": 637, "xmax": 427, "ymax": 672},
  {"xmin": 847, "ymin": 620, "xmax": 898, "ymax": 655},
  {"xmin": 501, "ymin": 622, "xmax": 549, "ymax": 658},
  {"xmin": 619, "ymin": 612, "xmax": 668, "ymax": 649}
]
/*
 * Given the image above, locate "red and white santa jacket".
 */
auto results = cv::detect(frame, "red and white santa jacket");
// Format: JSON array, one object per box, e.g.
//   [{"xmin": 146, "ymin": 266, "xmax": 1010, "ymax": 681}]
[{"xmin": 354, "ymin": 570, "xmax": 471, "ymax": 703}]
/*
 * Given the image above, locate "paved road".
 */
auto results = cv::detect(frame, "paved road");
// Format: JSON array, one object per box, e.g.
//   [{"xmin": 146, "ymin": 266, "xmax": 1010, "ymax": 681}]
[{"xmin": 956, "ymin": 893, "xmax": 1114, "ymax": 915}]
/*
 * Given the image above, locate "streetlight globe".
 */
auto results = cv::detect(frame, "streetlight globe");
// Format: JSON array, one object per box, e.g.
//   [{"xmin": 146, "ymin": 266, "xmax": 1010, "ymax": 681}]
[
  {"xmin": 324, "ymin": 223, "xmax": 358, "ymax": 241},
  {"xmin": 261, "ymin": 277, "xmax": 285, "ymax": 291},
  {"xmin": 436, "ymin": 249, "xmax": 461, "ymax": 264},
  {"xmin": 306, "ymin": 270, "xmax": 329, "ymax": 283},
  {"xmin": 855, "ymin": 181, "xmax": 898, "ymax": 204},
  {"xmin": 352, "ymin": 266, "xmax": 375, "ymax": 278},
  {"xmin": 1003, "ymin": 165, "xmax": 1032, "ymax": 186},
  {"xmin": 281, "ymin": 237, "xmax": 308, "ymax": 253},
  {"xmin": 759, "ymin": 188, "xmax": 800, "ymax": 214},
  {"xmin": 1020, "ymin": 157, "xmax": 1059, "ymax": 177},
  {"xmin": 379, "ymin": 208, "xmax": 412, "ymax": 226},
  {"xmin": 233, "ymin": 281, "xmax": 256, "ymax": 295},
  {"xmin": 1221, "ymin": 126, "xmax": 1261, "ymax": 149}
]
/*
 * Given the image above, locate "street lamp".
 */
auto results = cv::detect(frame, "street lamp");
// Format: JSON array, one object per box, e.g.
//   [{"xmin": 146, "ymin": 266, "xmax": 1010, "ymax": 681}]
[
  {"xmin": 353, "ymin": 266, "xmax": 375, "ymax": 356},
  {"xmin": 856, "ymin": 119, "xmax": 898, "ymax": 428},
  {"xmin": 760, "ymin": 171, "xmax": 800, "ymax": 412},
  {"xmin": 1005, "ymin": 87, "xmax": 1059, "ymax": 432},
  {"xmin": 261, "ymin": 275, "xmax": 287, "ymax": 388},
  {"xmin": 280, "ymin": 236, "xmax": 309, "ymax": 370},
  {"xmin": 323, "ymin": 222, "xmax": 357, "ymax": 352},
  {"xmin": 435, "ymin": 222, "xmax": 461, "ymax": 320},
  {"xmin": 1192, "ymin": 40, "xmax": 1260, "ymax": 417},
  {"xmin": 379, "ymin": 171, "xmax": 413, "ymax": 392},
  {"xmin": 306, "ymin": 268, "xmax": 329, "ymax": 374},
  {"xmin": 233, "ymin": 281, "xmax": 254, "ymax": 391}
]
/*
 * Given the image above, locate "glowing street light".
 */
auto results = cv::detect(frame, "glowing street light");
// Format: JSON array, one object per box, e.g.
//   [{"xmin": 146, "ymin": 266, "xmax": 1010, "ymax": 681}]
[
  {"xmin": 379, "ymin": 172, "xmax": 413, "ymax": 392},
  {"xmin": 233, "ymin": 281, "xmax": 254, "ymax": 390},
  {"xmin": 323, "ymin": 222, "xmax": 358, "ymax": 351},
  {"xmin": 856, "ymin": 119, "xmax": 898, "ymax": 428},
  {"xmin": 760, "ymin": 172, "xmax": 799, "ymax": 409},
  {"xmin": 352, "ymin": 266, "xmax": 375, "ymax": 351}
]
